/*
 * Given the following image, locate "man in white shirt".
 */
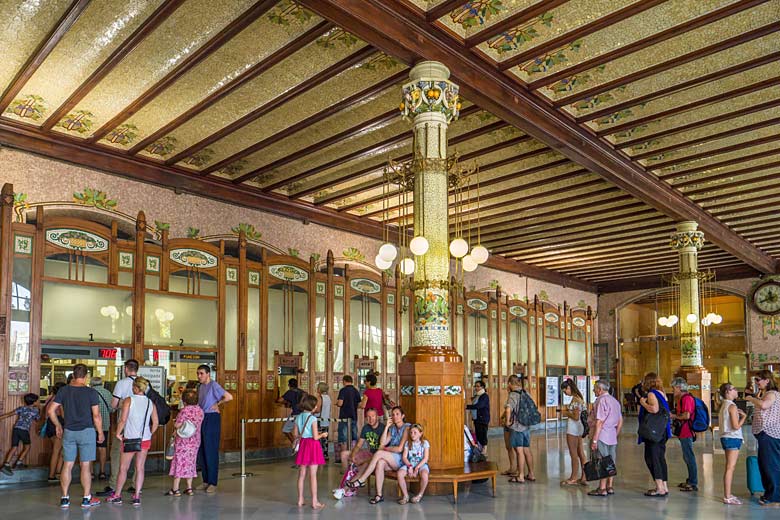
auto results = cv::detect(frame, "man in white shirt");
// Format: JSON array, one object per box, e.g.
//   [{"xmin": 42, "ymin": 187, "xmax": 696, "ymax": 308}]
[{"xmin": 96, "ymin": 359, "xmax": 138, "ymax": 497}]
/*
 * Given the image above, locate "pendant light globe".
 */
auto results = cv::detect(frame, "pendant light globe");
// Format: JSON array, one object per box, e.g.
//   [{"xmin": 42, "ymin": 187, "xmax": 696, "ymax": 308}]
[
  {"xmin": 667, "ymin": 315, "xmax": 679, "ymax": 326},
  {"xmin": 374, "ymin": 254, "xmax": 392, "ymax": 270},
  {"xmin": 400, "ymin": 258, "xmax": 416, "ymax": 275},
  {"xmin": 470, "ymin": 245, "xmax": 489, "ymax": 264},
  {"xmin": 378, "ymin": 243, "xmax": 398, "ymax": 262},
  {"xmin": 409, "ymin": 236, "xmax": 429, "ymax": 256},
  {"xmin": 462, "ymin": 254, "xmax": 478, "ymax": 272},
  {"xmin": 712, "ymin": 314, "xmax": 723, "ymax": 325},
  {"xmin": 686, "ymin": 313, "xmax": 698, "ymax": 324},
  {"xmin": 449, "ymin": 237, "xmax": 469, "ymax": 258},
  {"xmin": 658, "ymin": 316, "xmax": 668, "ymax": 327}
]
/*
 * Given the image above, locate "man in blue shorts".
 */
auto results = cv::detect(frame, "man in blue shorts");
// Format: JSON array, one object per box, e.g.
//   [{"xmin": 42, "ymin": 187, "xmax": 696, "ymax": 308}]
[{"xmin": 335, "ymin": 375, "xmax": 361, "ymax": 463}]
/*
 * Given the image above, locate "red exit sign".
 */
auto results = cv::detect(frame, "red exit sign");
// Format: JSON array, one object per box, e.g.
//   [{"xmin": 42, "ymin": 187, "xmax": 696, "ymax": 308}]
[{"xmin": 99, "ymin": 349, "xmax": 118, "ymax": 359}]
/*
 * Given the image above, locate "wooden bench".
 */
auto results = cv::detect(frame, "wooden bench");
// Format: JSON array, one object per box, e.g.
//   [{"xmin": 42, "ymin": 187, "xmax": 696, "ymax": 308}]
[{"xmin": 369, "ymin": 461, "xmax": 497, "ymax": 503}]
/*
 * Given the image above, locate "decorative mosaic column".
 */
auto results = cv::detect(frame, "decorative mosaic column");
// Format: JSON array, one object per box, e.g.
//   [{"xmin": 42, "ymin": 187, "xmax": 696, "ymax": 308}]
[
  {"xmin": 399, "ymin": 62, "xmax": 464, "ymax": 472},
  {"xmin": 670, "ymin": 221, "xmax": 711, "ymax": 411}
]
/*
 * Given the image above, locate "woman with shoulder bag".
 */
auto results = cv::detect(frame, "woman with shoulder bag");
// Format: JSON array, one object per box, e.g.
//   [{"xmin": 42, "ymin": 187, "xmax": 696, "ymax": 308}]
[
  {"xmin": 746, "ymin": 370, "xmax": 780, "ymax": 507},
  {"xmin": 560, "ymin": 379, "xmax": 587, "ymax": 486},
  {"xmin": 108, "ymin": 377, "xmax": 159, "ymax": 506},
  {"xmin": 166, "ymin": 389, "xmax": 204, "ymax": 497},
  {"xmin": 638, "ymin": 372, "xmax": 671, "ymax": 497}
]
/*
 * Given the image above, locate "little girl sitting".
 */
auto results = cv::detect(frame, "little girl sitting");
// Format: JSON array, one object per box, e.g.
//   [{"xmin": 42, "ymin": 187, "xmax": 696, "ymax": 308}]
[{"xmin": 396, "ymin": 423, "xmax": 430, "ymax": 504}]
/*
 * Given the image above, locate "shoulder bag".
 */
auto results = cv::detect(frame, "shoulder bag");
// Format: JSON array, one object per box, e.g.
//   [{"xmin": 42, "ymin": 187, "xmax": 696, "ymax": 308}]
[
  {"xmin": 292, "ymin": 414, "xmax": 314, "ymax": 454},
  {"xmin": 123, "ymin": 398, "xmax": 150, "ymax": 453},
  {"xmin": 638, "ymin": 401, "xmax": 670, "ymax": 443}
]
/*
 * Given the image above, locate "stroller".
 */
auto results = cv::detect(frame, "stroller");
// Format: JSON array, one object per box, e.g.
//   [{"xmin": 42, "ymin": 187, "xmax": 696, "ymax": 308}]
[
  {"xmin": 464, "ymin": 425, "xmax": 487, "ymax": 464},
  {"xmin": 332, "ymin": 462, "xmax": 360, "ymax": 500}
]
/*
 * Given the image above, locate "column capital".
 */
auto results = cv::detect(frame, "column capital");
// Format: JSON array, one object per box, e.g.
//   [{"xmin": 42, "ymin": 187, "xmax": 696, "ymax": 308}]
[
  {"xmin": 670, "ymin": 227, "xmax": 704, "ymax": 251},
  {"xmin": 401, "ymin": 61, "xmax": 461, "ymax": 123}
]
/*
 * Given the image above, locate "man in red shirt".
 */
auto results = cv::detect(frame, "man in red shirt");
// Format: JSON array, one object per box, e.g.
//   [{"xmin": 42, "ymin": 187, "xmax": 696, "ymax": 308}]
[{"xmin": 671, "ymin": 377, "xmax": 698, "ymax": 492}]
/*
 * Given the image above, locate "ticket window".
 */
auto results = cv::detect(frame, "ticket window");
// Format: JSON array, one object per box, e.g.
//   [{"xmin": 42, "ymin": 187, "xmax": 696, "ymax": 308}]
[
  {"xmin": 40, "ymin": 345, "xmax": 131, "ymax": 395},
  {"xmin": 354, "ymin": 356, "xmax": 377, "ymax": 392},
  {"xmin": 274, "ymin": 351, "xmax": 304, "ymax": 399},
  {"xmin": 470, "ymin": 361, "xmax": 486, "ymax": 388},
  {"xmin": 143, "ymin": 348, "xmax": 217, "ymax": 404}
]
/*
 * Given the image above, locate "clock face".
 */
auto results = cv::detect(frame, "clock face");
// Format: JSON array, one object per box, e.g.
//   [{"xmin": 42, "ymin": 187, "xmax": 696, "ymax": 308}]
[{"xmin": 754, "ymin": 282, "xmax": 780, "ymax": 315}]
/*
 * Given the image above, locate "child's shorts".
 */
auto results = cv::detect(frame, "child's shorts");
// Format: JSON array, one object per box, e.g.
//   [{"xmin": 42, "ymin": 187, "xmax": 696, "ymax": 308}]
[{"xmin": 12, "ymin": 428, "xmax": 31, "ymax": 446}]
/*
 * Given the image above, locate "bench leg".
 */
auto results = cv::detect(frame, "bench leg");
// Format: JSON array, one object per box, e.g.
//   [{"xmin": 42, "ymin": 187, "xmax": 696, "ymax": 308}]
[
  {"xmin": 453, "ymin": 481, "xmax": 458, "ymax": 504},
  {"xmin": 492, "ymin": 475, "xmax": 496, "ymax": 497}
]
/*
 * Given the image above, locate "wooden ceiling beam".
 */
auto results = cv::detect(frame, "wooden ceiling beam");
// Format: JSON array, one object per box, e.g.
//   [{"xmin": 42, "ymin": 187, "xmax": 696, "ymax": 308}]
[
  {"xmin": 464, "ymin": 0, "xmax": 570, "ymax": 47},
  {"xmin": 695, "ymin": 181, "xmax": 780, "ymax": 206},
  {"xmin": 670, "ymin": 160, "xmax": 780, "ymax": 189},
  {"xmin": 298, "ymin": 0, "xmax": 776, "ymax": 274},
  {"xmin": 567, "ymin": 251, "xmax": 736, "ymax": 276},
  {"xmin": 651, "ymin": 133, "xmax": 780, "ymax": 170},
  {"xmin": 232, "ymin": 107, "xmax": 401, "ymax": 184},
  {"xmin": 596, "ymin": 264, "xmax": 761, "ymax": 292},
  {"xmin": 582, "ymin": 259, "xmax": 744, "ymax": 282},
  {"xmin": 656, "ymin": 149, "xmax": 780, "ymax": 178},
  {"xmin": 40, "ymin": 0, "xmax": 187, "ymax": 131},
  {"xmin": 528, "ymin": 0, "xmax": 772, "ymax": 89},
  {"xmin": 632, "ymin": 117, "xmax": 780, "ymax": 161},
  {"xmin": 176, "ymin": 45, "xmax": 378, "ymax": 168},
  {"xmin": 555, "ymin": 22, "xmax": 780, "ymax": 107},
  {"xmin": 618, "ymin": 100, "xmax": 780, "ymax": 150},
  {"xmin": 599, "ymin": 77, "xmax": 780, "ymax": 137},
  {"xmin": 498, "ymin": 0, "xmax": 667, "ymax": 71},
  {"xmin": 0, "ymin": 0, "xmax": 90, "ymax": 112},
  {"xmin": 577, "ymin": 51, "xmax": 780, "ymax": 123},
  {"xmin": 685, "ymin": 171, "xmax": 780, "ymax": 198},
  {"xmin": 425, "ymin": 0, "xmax": 464, "ymax": 22},
  {"xmin": 87, "ymin": 0, "xmax": 279, "ymax": 143},
  {"xmin": 200, "ymin": 70, "xmax": 406, "ymax": 176},
  {"xmin": 125, "ymin": 20, "xmax": 334, "ymax": 155}
]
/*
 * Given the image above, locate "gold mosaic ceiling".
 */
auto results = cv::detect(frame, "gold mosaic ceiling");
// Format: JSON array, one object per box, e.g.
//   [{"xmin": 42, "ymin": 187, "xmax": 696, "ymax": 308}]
[{"xmin": 0, "ymin": 0, "xmax": 778, "ymax": 290}]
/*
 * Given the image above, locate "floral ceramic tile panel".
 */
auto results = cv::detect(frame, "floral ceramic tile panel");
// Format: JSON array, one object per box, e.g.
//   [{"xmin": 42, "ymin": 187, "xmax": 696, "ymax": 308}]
[
  {"xmin": 5, "ymin": 0, "xmax": 165, "ymax": 128},
  {"xmin": 584, "ymin": 62, "xmax": 778, "ymax": 130},
  {"xmin": 540, "ymin": 2, "xmax": 780, "ymax": 101},
  {"xmin": 654, "ymin": 143, "xmax": 780, "ymax": 178},
  {"xmin": 417, "ymin": 385, "xmax": 440, "ymax": 395},
  {"xmin": 66, "ymin": 0, "xmax": 258, "ymax": 137},
  {"xmin": 476, "ymin": 0, "xmax": 636, "ymax": 62},
  {"xmin": 627, "ymin": 106, "xmax": 780, "ymax": 157},
  {"xmin": 642, "ymin": 126, "xmax": 780, "ymax": 168},
  {"xmin": 567, "ymin": 33, "xmax": 780, "ymax": 118},
  {"xmin": 140, "ymin": 34, "xmax": 367, "ymax": 160},
  {"xmin": 0, "ymin": 0, "xmax": 72, "ymax": 99},
  {"xmin": 14, "ymin": 234, "xmax": 33, "ymax": 255},
  {"xmin": 509, "ymin": 0, "xmax": 739, "ymax": 83},
  {"xmin": 608, "ymin": 84, "xmax": 780, "ymax": 146},
  {"xmin": 437, "ymin": 0, "xmax": 545, "ymax": 39},
  {"xmin": 178, "ymin": 57, "xmax": 406, "ymax": 171},
  {"xmin": 111, "ymin": 10, "xmax": 322, "ymax": 148},
  {"xmin": 118, "ymin": 251, "xmax": 134, "ymax": 269}
]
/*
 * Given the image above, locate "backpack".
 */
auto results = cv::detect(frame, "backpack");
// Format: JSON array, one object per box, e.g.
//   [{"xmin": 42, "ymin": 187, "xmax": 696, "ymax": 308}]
[
  {"xmin": 685, "ymin": 393, "xmax": 710, "ymax": 433},
  {"xmin": 580, "ymin": 408, "xmax": 590, "ymax": 438},
  {"xmin": 511, "ymin": 390, "xmax": 541, "ymax": 427},
  {"xmin": 146, "ymin": 386, "xmax": 171, "ymax": 426}
]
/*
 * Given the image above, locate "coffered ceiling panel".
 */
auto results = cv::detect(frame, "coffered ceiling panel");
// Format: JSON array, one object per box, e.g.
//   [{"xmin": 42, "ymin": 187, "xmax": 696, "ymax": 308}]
[{"xmin": 1, "ymin": 0, "xmax": 778, "ymax": 292}]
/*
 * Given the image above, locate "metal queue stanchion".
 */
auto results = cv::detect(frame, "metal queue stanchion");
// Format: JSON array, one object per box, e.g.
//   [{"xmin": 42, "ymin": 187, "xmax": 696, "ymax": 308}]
[{"xmin": 232, "ymin": 416, "xmax": 352, "ymax": 479}]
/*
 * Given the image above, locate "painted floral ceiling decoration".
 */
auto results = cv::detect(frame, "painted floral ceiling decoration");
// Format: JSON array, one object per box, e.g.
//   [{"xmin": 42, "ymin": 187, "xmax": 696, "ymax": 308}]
[{"xmin": 0, "ymin": 0, "xmax": 778, "ymax": 289}]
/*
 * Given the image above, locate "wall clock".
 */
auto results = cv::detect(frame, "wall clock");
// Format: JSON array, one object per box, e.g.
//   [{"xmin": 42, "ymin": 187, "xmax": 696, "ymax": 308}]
[{"xmin": 751, "ymin": 280, "xmax": 780, "ymax": 316}]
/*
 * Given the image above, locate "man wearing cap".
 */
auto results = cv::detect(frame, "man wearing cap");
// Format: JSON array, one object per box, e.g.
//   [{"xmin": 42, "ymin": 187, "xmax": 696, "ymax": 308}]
[{"xmin": 90, "ymin": 377, "xmax": 113, "ymax": 480}]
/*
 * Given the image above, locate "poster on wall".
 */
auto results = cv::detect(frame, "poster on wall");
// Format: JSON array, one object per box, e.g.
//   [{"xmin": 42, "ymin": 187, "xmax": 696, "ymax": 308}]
[
  {"xmin": 590, "ymin": 375, "xmax": 601, "ymax": 403},
  {"xmin": 138, "ymin": 366, "xmax": 166, "ymax": 395},
  {"xmin": 562, "ymin": 375, "xmax": 573, "ymax": 405},
  {"xmin": 546, "ymin": 376, "xmax": 559, "ymax": 407},
  {"xmin": 7, "ymin": 368, "xmax": 29, "ymax": 394},
  {"xmin": 576, "ymin": 376, "xmax": 589, "ymax": 404}
]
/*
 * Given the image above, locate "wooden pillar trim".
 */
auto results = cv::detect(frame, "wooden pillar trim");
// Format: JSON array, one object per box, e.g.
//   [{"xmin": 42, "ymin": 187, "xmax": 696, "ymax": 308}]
[
  {"xmin": 0, "ymin": 184, "xmax": 14, "ymax": 412},
  {"xmin": 132, "ymin": 211, "xmax": 146, "ymax": 361}
]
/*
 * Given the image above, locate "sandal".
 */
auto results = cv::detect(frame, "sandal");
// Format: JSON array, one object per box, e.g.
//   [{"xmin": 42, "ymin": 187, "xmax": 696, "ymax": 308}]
[
  {"xmin": 184, "ymin": 488, "xmax": 194, "ymax": 496},
  {"xmin": 644, "ymin": 490, "xmax": 669, "ymax": 497},
  {"xmin": 588, "ymin": 489, "xmax": 608, "ymax": 497},
  {"xmin": 723, "ymin": 496, "xmax": 742, "ymax": 505},
  {"xmin": 680, "ymin": 484, "xmax": 698, "ymax": 492},
  {"xmin": 525, "ymin": 474, "xmax": 536, "ymax": 482},
  {"xmin": 346, "ymin": 479, "xmax": 366, "ymax": 489},
  {"xmin": 369, "ymin": 495, "xmax": 384, "ymax": 504},
  {"xmin": 561, "ymin": 479, "xmax": 579, "ymax": 486},
  {"xmin": 98, "ymin": 473, "xmax": 107, "ymax": 480},
  {"xmin": 397, "ymin": 496, "xmax": 409, "ymax": 505},
  {"xmin": 165, "ymin": 489, "xmax": 182, "ymax": 497},
  {"xmin": 578, "ymin": 479, "xmax": 589, "ymax": 487},
  {"xmin": 508, "ymin": 476, "xmax": 525, "ymax": 483},
  {"xmin": 411, "ymin": 495, "xmax": 422, "ymax": 503},
  {"xmin": 501, "ymin": 470, "xmax": 516, "ymax": 476},
  {"xmin": 606, "ymin": 487, "xmax": 615, "ymax": 495}
]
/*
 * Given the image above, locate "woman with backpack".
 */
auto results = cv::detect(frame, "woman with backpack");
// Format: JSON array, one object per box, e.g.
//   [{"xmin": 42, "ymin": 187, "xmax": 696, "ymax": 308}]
[
  {"xmin": 560, "ymin": 379, "xmax": 587, "ymax": 486},
  {"xmin": 638, "ymin": 373, "xmax": 671, "ymax": 497}
]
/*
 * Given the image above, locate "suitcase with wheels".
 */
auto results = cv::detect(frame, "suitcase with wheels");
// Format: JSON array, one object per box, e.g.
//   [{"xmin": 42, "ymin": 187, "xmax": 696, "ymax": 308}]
[{"xmin": 746, "ymin": 455, "xmax": 764, "ymax": 495}]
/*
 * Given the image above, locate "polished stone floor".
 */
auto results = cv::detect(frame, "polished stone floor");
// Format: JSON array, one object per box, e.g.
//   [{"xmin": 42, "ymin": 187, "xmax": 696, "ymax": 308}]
[{"xmin": 0, "ymin": 420, "xmax": 774, "ymax": 519}]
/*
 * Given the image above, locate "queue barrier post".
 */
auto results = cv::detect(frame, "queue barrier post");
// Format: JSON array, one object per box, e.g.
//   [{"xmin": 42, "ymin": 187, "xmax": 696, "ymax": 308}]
[{"xmin": 232, "ymin": 418, "xmax": 253, "ymax": 478}]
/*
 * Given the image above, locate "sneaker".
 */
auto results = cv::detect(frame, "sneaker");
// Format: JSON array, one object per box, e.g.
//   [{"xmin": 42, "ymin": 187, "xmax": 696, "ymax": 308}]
[
  {"xmin": 60, "ymin": 497, "xmax": 70, "ymax": 509},
  {"xmin": 13, "ymin": 462, "xmax": 26, "ymax": 469},
  {"xmin": 205, "ymin": 485, "xmax": 217, "ymax": 494},
  {"xmin": 96, "ymin": 487, "xmax": 115, "ymax": 497},
  {"xmin": 47, "ymin": 476, "xmax": 59, "ymax": 483},
  {"xmin": 131, "ymin": 495, "xmax": 141, "ymax": 507},
  {"xmin": 81, "ymin": 496, "xmax": 100, "ymax": 508},
  {"xmin": 106, "ymin": 493, "xmax": 122, "ymax": 505},
  {"xmin": 1, "ymin": 464, "xmax": 13, "ymax": 476}
]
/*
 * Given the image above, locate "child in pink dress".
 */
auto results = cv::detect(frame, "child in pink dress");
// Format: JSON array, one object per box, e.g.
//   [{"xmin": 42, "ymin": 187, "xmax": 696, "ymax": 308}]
[
  {"xmin": 167, "ymin": 389, "xmax": 204, "ymax": 496},
  {"xmin": 295, "ymin": 395, "xmax": 328, "ymax": 510}
]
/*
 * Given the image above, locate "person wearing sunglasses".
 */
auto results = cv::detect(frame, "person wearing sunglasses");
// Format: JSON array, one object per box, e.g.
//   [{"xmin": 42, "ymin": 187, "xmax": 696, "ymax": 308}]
[{"xmin": 746, "ymin": 370, "xmax": 780, "ymax": 508}]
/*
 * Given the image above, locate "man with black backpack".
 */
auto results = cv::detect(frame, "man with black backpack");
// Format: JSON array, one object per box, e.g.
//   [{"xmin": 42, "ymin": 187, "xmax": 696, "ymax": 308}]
[
  {"xmin": 504, "ymin": 375, "xmax": 539, "ymax": 483},
  {"xmin": 278, "ymin": 378, "xmax": 306, "ymax": 447},
  {"xmin": 671, "ymin": 377, "xmax": 699, "ymax": 492}
]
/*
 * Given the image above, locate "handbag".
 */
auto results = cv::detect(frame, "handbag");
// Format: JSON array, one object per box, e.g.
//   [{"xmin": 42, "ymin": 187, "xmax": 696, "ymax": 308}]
[
  {"xmin": 584, "ymin": 454, "xmax": 617, "ymax": 481},
  {"xmin": 122, "ymin": 398, "xmax": 150, "ymax": 453},
  {"xmin": 177, "ymin": 420, "xmax": 197, "ymax": 439},
  {"xmin": 292, "ymin": 414, "xmax": 314, "ymax": 454},
  {"xmin": 639, "ymin": 406, "xmax": 670, "ymax": 443}
]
